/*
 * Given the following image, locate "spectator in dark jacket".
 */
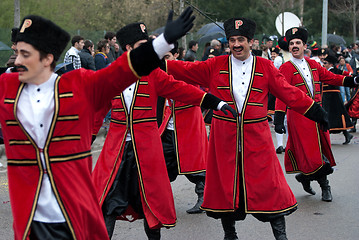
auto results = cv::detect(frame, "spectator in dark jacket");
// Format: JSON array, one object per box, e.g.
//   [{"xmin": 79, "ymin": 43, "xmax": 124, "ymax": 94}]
[
  {"xmin": 79, "ymin": 40, "xmax": 96, "ymax": 70},
  {"xmin": 95, "ymin": 39, "xmax": 110, "ymax": 70}
]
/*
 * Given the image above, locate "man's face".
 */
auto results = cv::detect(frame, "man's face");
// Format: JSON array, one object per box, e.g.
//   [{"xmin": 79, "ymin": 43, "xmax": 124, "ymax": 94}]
[
  {"xmin": 14, "ymin": 41, "xmax": 52, "ymax": 84},
  {"xmin": 228, "ymin": 35, "xmax": 253, "ymax": 61},
  {"xmin": 75, "ymin": 40, "xmax": 84, "ymax": 51},
  {"xmin": 110, "ymin": 37, "xmax": 117, "ymax": 46},
  {"xmin": 322, "ymin": 60, "xmax": 331, "ymax": 70},
  {"xmin": 192, "ymin": 43, "xmax": 199, "ymax": 52},
  {"xmin": 163, "ymin": 51, "xmax": 178, "ymax": 61},
  {"xmin": 266, "ymin": 40, "xmax": 273, "ymax": 48},
  {"xmin": 288, "ymin": 38, "xmax": 306, "ymax": 59},
  {"xmin": 254, "ymin": 39, "xmax": 260, "ymax": 45},
  {"xmin": 319, "ymin": 54, "xmax": 327, "ymax": 62}
]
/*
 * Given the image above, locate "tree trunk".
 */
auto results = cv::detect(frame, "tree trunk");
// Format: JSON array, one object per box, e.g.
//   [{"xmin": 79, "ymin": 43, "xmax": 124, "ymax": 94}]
[{"xmin": 14, "ymin": 0, "xmax": 20, "ymax": 28}]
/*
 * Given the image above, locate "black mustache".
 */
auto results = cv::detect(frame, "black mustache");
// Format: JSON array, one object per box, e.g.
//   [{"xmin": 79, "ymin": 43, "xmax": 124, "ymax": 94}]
[
  {"xmin": 233, "ymin": 46, "xmax": 244, "ymax": 51},
  {"xmin": 11, "ymin": 66, "xmax": 28, "ymax": 72},
  {"xmin": 292, "ymin": 47, "xmax": 299, "ymax": 51}
]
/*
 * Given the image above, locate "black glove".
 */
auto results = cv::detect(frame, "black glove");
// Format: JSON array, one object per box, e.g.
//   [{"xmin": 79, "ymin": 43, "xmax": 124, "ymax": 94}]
[
  {"xmin": 164, "ymin": 7, "xmax": 195, "ymax": 44},
  {"xmin": 201, "ymin": 93, "xmax": 237, "ymax": 118},
  {"xmin": 343, "ymin": 76, "xmax": 358, "ymax": 87},
  {"xmin": 274, "ymin": 111, "xmax": 286, "ymax": 134},
  {"xmin": 220, "ymin": 104, "xmax": 238, "ymax": 118},
  {"xmin": 304, "ymin": 102, "xmax": 329, "ymax": 132}
]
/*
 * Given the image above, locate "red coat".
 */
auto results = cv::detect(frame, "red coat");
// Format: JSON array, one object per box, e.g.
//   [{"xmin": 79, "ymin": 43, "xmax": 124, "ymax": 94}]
[
  {"xmin": 167, "ymin": 55, "xmax": 314, "ymax": 214},
  {"xmin": 159, "ymin": 99, "xmax": 208, "ymax": 174},
  {"xmin": 0, "ymin": 52, "xmax": 139, "ymax": 240},
  {"xmin": 276, "ymin": 58, "xmax": 346, "ymax": 174},
  {"xmin": 347, "ymin": 88, "xmax": 359, "ymax": 118},
  {"xmin": 92, "ymin": 68, "xmax": 207, "ymax": 229}
]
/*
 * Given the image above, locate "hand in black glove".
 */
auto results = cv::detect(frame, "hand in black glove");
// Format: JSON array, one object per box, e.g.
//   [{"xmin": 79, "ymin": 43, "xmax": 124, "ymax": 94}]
[
  {"xmin": 274, "ymin": 111, "xmax": 286, "ymax": 134},
  {"xmin": 201, "ymin": 93, "xmax": 237, "ymax": 118},
  {"xmin": 164, "ymin": 7, "xmax": 195, "ymax": 44},
  {"xmin": 304, "ymin": 102, "xmax": 329, "ymax": 132},
  {"xmin": 220, "ymin": 104, "xmax": 238, "ymax": 118}
]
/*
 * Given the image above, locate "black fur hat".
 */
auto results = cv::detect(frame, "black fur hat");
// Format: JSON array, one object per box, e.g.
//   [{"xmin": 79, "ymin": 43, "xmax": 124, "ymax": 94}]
[
  {"xmin": 323, "ymin": 54, "xmax": 337, "ymax": 65},
  {"xmin": 117, "ymin": 22, "xmax": 149, "ymax": 52},
  {"xmin": 285, "ymin": 27, "xmax": 308, "ymax": 44},
  {"xmin": 11, "ymin": 28, "xmax": 19, "ymax": 43},
  {"xmin": 278, "ymin": 36, "xmax": 289, "ymax": 51},
  {"xmin": 16, "ymin": 15, "xmax": 70, "ymax": 61},
  {"xmin": 224, "ymin": 18, "xmax": 256, "ymax": 40}
]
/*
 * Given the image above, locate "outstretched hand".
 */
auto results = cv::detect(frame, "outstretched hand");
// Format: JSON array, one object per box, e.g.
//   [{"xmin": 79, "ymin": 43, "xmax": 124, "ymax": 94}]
[
  {"xmin": 164, "ymin": 7, "xmax": 195, "ymax": 44},
  {"xmin": 220, "ymin": 104, "xmax": 238, "ymax": 118}
]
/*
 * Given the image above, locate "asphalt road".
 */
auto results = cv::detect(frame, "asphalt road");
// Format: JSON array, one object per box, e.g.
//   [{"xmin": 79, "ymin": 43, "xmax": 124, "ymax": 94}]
[{"xmin": 0, "ymin": 126, "xmax": 358, "ymax": 240}]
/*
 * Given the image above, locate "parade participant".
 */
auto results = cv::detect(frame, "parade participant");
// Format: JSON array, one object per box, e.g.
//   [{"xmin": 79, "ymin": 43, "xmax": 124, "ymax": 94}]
[
  {"xmin": 0, "ymin": 10, "xmax": 195, "ymax": 240},
  {"xmin": 165, "ymin": 17, "xmax": 330, "ymax": 240},
  {"xmin": 322, "ymin": 54, "xmax": 354, "ymax": 144},
  {"xmin": 159, "ymin": 44, "xmax": 208, "ymax": 214},
  {"xmin": 91, "ymin": 22, "xmax": 236, "ymax": 240},
  {"xmin": 275, "ymin": 27, "xmax": 358, "ymax": 203}
]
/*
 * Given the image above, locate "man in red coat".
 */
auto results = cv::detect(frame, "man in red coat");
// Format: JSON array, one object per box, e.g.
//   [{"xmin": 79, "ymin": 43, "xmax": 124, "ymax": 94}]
[
  {"xmin": 0, "ymin": 12, "xmax": 195, "ymax": 240},
  {"xmin": 91, "ymin": 22, "xmax": 236, "ymax": 240},
  {"xmin": 158, "ymin": 44, "xmax": 208, "ymax": 214},
  {"xmin": 274, "ymin": 27, "xmax": 358, "ymax": 203},
  {"xmin": 166, "ymin": 17, "xmax": 330, "ymax": 240}
]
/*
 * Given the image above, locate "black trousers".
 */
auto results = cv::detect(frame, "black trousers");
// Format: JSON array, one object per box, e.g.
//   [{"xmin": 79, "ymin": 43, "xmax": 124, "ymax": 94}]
[
  {"xmin": 161, "ymin": 129, "xmax": 205, "ymax": 183},
  {"xmin": 102, "ymin": 141, "xmax": 144, "ymax": 238},
  {"xmin": 29, "ymin": 221, "xmax": 73, "ymax": 240}
]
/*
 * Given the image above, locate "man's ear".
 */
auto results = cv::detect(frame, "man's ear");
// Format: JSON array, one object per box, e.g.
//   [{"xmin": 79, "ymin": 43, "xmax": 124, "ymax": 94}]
[{"xmin": 43, "ymin": 53, "xmax": 54, "ymax": 67}]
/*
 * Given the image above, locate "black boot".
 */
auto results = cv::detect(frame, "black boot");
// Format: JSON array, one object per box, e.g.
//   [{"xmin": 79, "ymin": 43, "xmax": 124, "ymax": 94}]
[
  {"xmin": 144, "ymin": 219, "xmax": 161, "ymax": 240},
  {"xmin": 221, "ymin": 218, "xmax": 238, "ymax": 240},
  {"xmin": 270, "ymin": 216, "xmax": 288, "ymax": 240},
  {"xmin": 317, "ymin": 176, "xmax": 332, "ymax": 202},
  {"xmin": 343, "ymin": 130, "xmax": 353, "ymax": 145},
  {"xmin": 186, "ymin": 181, "xmax": 204, "ymax": 214},
  {"xmin": 349, "ymin": 119, "xmax": 357, "ymax": 132},
  {"xmin": 295, "ymin": 173, "xmax": 316, "ymax": 195}
]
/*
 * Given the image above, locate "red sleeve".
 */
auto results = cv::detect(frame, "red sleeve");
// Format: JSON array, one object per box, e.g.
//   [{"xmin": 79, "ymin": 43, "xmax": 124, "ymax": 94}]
[
  {"xmin": 152, "ymin": 69, "xmax": 206, "ymax": 107},
  {"xmin": 166, "ymin": 58, "xmax": 216, "ymax": 88},
  {"xmin": 315, "ymin": 61, "xmax": 346, "ymax": 85}
]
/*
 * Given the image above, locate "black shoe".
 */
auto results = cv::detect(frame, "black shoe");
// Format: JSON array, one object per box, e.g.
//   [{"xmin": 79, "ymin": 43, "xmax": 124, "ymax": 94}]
[
  {"xmin": 343, "ymin": 133, "xmax": 353, "ymax": 145},
  {"xmin": 186, "ymin": 196, "xmax": 204, "ymax": 214},
  {"xmin": 276, "ymin": 146, "xmax": 284, "ymax": 154},
  {"xmin": 295, "ymin": 174, "xmax": 316, "ymax": 195}
]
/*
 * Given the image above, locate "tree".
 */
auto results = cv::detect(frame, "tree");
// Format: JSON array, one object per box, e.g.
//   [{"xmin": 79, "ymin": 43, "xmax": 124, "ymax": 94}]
[{"xmin": 329, "ymin": 0, "xmax": 358, "ymax": 43}]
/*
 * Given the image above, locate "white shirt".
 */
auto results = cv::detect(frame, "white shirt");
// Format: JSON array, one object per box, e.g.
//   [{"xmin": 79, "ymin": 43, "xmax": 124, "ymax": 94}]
[
  {"xmin": 291, "ymin": 56, "xmax": 314, "ymax": 96},
  {"xmin": 123, "ymin": 82, "xmax": 136, "ymax": 142},
  {"xmin": 231, "ymin": 54, "xmax": 253, "ymax": 151},
  {"xmin": 17, "ymin": 73, "xmax": 65, "ymax": 222},
  {"xmin": 166, "ymin": 99, "xmax": 174, "ymax": 131}
]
